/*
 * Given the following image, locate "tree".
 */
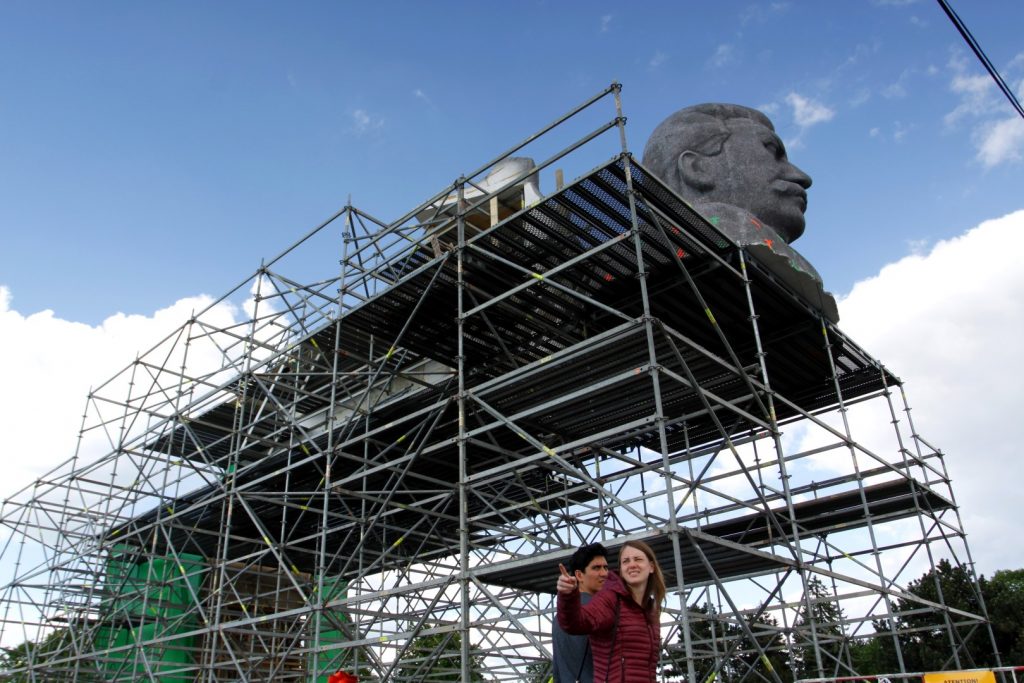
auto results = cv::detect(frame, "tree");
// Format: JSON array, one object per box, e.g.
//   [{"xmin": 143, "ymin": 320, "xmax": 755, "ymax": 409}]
[
  {"xmin": 0, "ymin": 629, "xmax": 75, "ymax": 682},
  {"xmin": 846, "ymin": 560, "xmax": 1014, "ymax": 676},
  {"xmin": 847, "ymin": 630, "xmax": 901, "ymax": 677},
  {"xmin": 791, "ymin": 577, "xmax": 849, "ymax": 681},
  {"xmin": 863, "ymin": 559, "xmax": 992, "ymax": 672},
  {"xmin": 664, "ymin": 603, "xmax": 791, "ymax": 683},
  {"xmin": 390, "ymin": 626, "xmax": 487, "ymax": 682},
  {"xmin": 984, "ymin": 568, "xmax": 1024, "ymax": 664},
  {"xmin": 524, "ymin": 659, "xmax": 551, "ymax": 683}
]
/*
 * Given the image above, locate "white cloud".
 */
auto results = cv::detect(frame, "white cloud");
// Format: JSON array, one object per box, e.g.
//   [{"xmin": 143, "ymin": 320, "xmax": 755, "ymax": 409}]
[
  {"xmin": 709, "ymin": 44, "xmax": 736, "ymax": 68},
  {"xmin": 413, "ymin": 88, "xmax": 431, "ymax": 106},
  {"xmin": 866, "ymin": 121, "xmax": 910, "ymax": 143},
  {"xmin": 882, "ymin": 66, "xmax": 918, "ymax": 100},
  {"xmin": 740, "ymin": 2, "xmax": 790, "ymax": 26},
  {"xmin": 600, "ymin": 14, "xmax": 612, "ymax": 33},
  {"xmin": 0, "ymin": 289, "xmax": 250, "ymax": 493},
  {"xmin": 0, "ymin": 277, "xmax": 297, "ymax": 643},
  {"xmin": 881, "ymin": 82, "xmax": 907, "ymax": 99},
  {"xmin": 944, "ymin": 50, "xmax": 1024, "ymax": 167},
  {"xmin": 351, "ymin": 108, "xmax": 384, "ymax": 135},
  {"xmin": 849, "ymin": 88, "xmax": 872, "ymax": 107},
  {"xmin": 785, "ymin": 92, "xmax": 835, "ymax": 128},
  {"xmin": 649, "ymin": 51, "xmax": 668, "ymax": 69},
  {"xmin": 905, "ymin": 237, "xmax": 929, "ymax": 255},
  {"xmin": 819, "ymin": 209, "xmax": 1024, "ymax": 575},
  {"xmin": 974, "ymin": 110, "xmax": 1024, "ymax": 167},
  {"xmin": 944, "ymin": 72, "xmax": 993, "ymax": 127}
]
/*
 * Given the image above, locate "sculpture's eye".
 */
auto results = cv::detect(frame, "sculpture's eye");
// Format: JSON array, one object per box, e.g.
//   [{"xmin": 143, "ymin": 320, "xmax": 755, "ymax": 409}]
[{"xmin": 765, "ymin": 140, "xmax": 784, "ymax": 159}]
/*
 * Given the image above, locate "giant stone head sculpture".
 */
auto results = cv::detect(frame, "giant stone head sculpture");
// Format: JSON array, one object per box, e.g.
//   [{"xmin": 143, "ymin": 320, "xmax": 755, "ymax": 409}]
[
  {"xmin": 642, "ymin": 103, "xmax": 836, "ymax": 319},
  {"xmin": 643, "ymin": 103, "xmax": 811, "ymax": 243}
]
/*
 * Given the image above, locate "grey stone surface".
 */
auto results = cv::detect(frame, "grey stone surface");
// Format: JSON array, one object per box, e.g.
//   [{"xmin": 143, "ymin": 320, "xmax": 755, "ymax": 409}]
[{"xmin": 642, "ymin": 103, "xmax": 838, "ymax": 321}]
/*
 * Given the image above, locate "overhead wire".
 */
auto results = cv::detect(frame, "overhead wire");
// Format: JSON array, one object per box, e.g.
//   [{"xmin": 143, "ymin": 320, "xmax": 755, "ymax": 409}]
[{"xmin": 936, "ymin": 0, "xmax": 1024, "ymax": 121}]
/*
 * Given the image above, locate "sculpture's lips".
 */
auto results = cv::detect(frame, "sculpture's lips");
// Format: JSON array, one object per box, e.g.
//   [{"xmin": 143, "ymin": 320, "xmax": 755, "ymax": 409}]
[{"xmin": 775, "ymin": 183, "xmax": 808, "ymax": 211}]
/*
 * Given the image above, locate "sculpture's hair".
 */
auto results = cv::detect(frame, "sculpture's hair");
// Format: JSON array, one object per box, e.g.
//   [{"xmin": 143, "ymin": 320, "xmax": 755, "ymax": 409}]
[
  {"xmin": 619, "ymin": 540, "xmax": 666, "ymax": 617},
  {"xmin": 641, "ymin": 103, "xmax": 775, "ymax": 193}
]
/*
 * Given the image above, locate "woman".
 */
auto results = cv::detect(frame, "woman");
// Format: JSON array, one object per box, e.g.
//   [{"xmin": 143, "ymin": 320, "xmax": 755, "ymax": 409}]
[{"xmin": 556, "ymin": 540, "xmax": 665, "ymax": 682}]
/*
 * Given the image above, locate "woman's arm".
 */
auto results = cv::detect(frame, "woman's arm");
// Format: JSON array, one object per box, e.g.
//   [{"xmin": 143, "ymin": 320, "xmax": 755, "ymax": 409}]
[{"xmin": 556, "ymin": 586, "xmax": 616, "ymax": 635}]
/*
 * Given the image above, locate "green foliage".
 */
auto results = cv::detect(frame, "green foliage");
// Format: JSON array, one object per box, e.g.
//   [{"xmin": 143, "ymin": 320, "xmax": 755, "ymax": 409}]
[
  {"xmin": 847, "ymin": 560, "xmax": 1024, "ymax": 676},
  {"xmin": 390, "ymin": 626, "xmax": 487, "ymax": 682},
  {"xmin": 1, "ymin": 628, "xmax": 75, "ymax": 682},
  {"xmin": 863, "ymin": 559, "xmax": 992, "ymax": 672},
  {"xmin": 791, "ymin": 577, "xmax": 849, "ymax": 681},
  {"xmin": 523, "ymin": 659, "xmax": 551, "ymax": 683},
  {"xmin": 984, "ymin": 568, "xmax": 1024, "ymax": 664},
  {"xmin": 847, "ymin": 634, "xmax": 898, "ymax": 676},
  {"xmin": 664, "ymin": 603, "xmax": 792, "ymax": 683}
]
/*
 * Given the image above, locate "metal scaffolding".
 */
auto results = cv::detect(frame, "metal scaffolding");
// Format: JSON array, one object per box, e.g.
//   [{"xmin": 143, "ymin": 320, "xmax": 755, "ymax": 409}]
[{"xmin": 0, "ymin": 83, "xmax": 997, "ymax": 682}]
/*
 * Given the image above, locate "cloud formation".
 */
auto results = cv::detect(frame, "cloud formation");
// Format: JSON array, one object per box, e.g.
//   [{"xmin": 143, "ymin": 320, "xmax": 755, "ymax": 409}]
[
  {"xmin": 0, "ymin": 289, "xmax": 244, "ymax": 493},
  {"xmin": 351, "ymin": 108, "xmax": 384, "ymax": 135},
  {"xmin": 975, "ymin": 115, "xmax": 1024, "ymax": 167},
  {"xmin": 785, "ymin": 92, "xmax": 836, "ymax": 128},
  {"xmin": 945, "ymin": 50, "xmax": 1024, "ymax": 168},
  {"xmin": 709, "ymin": 44, "xmax": 736, "ymax": 69},
  {"xmin": 830, "ymin": 209, "xmax": 1024, "ymax": 575}
]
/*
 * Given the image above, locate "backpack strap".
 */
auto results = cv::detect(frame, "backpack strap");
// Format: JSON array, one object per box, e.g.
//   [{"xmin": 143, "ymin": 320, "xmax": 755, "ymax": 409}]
[{"xmin": 574, "ymin": 639, "xmax": 590, "ymax": 683}]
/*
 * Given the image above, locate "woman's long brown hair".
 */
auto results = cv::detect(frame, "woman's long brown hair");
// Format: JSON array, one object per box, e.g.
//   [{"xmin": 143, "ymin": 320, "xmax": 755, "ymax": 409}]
[{"xmin": 620, "ymin": 540, "xmax": 666, "ymax": 616}]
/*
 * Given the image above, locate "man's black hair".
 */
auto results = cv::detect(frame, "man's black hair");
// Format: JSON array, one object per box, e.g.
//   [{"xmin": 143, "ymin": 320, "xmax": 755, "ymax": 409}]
[{"xmin": 569, "ymin": 542, "xmax": 608, "ymax": 574}]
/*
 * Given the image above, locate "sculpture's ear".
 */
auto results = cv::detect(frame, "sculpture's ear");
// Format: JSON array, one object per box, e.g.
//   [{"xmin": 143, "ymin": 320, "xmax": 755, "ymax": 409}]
[{"xmin": 677, "ymin": 150, "xmax": 715, "ymax": 193}]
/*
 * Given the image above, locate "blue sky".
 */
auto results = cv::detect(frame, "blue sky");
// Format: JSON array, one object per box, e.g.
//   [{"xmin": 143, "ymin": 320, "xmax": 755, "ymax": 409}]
[
  {"xmin": 2, "ymin": 1, "xmax": 1022, "ymax": 324},
  {"xmin": 1, "ymin": 1, "xmax": 1023, "ymax": 578}
]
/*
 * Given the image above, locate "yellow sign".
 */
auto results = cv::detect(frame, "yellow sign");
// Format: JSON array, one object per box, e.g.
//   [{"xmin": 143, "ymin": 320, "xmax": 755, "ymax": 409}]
[{"xmin": 923, "ymin": 670, "xmax": 996, "ymax": 683}]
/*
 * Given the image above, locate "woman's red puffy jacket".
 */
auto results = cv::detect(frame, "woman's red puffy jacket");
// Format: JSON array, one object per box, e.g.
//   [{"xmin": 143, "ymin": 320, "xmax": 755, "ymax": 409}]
[{"xmin": 557, "ymin": 570, "xmax": 660, "ymax": 682}]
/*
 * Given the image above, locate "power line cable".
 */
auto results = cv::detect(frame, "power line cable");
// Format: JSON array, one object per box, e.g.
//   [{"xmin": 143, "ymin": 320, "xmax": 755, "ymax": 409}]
[{"xmin": 936, "ymin": 0, "xmax": 1024, "ymax": 121}]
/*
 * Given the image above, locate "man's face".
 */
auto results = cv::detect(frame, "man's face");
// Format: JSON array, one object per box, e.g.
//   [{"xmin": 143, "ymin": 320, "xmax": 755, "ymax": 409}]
[
  {"xmin": 701, "ymin": 120, "xmax": 812, "ymax": 243},
  {"xmin": 575, "ymin": 555, "xmax": 609, "ymax": 595}
]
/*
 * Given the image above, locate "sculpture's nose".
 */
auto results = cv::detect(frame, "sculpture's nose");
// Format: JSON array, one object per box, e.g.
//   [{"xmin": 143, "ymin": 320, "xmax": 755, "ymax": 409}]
[{"xmin": 786, "ymin": 162, "xmax": 812, "ymax": 190}]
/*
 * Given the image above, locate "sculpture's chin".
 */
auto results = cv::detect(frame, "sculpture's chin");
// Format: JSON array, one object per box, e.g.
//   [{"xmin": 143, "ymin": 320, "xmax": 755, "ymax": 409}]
[{"xmin": 773, "ymin": 214, "xmax": 806, "ymax": 244}]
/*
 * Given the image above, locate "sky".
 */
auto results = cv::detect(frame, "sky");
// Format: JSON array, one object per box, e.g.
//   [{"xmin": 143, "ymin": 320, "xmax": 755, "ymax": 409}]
[{"xmin": 1, "ymin": 0, "xmax": 1023, "ymax": 582}]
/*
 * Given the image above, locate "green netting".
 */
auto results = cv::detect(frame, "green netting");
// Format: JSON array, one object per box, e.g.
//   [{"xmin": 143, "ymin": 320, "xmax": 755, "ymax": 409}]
[{"xmin": 93, "ymin": 546, "xmax": 205, "ymax": 682}]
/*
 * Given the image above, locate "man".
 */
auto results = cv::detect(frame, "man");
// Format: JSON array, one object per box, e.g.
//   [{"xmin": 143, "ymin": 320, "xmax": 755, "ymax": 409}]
[
  {"xmin": 642, "ymin": 103, "xmax": 837, "ymax": 320},
  {"xmin": 551, "ymin": 543, "xmax": 609, "ymax": 683}
]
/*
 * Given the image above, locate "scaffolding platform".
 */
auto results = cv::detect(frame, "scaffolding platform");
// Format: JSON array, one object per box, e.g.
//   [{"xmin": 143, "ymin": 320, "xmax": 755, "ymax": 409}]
[
  {"xmin": 109, "ymin": 154, "xmax": 898, "ymax": 581},
  {"xmin": 479, "ymin": 477, "xmax": 954, "ymax": 594},
  {"xmin": 0, "ymin": 83, "xmax": 992, "ymax": 683}
]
